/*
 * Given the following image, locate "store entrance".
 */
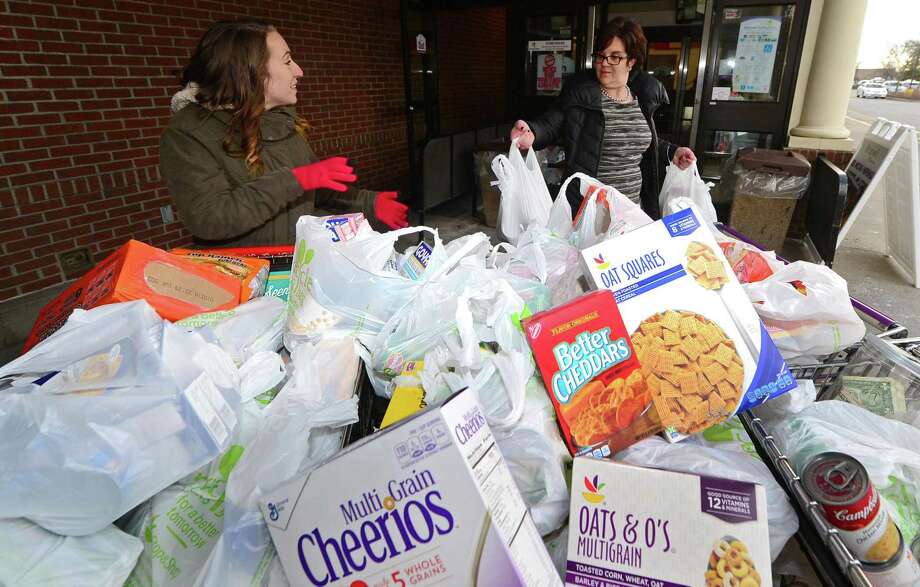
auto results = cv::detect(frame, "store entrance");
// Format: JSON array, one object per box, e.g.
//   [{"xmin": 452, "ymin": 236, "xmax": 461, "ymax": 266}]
[
  {"xmin": 644, "ymin": 25, "xmax": 703, "ymax": 147},
  {"xmin": 691, "ymin": 0, "xmax": 811, "ymax": 216}
]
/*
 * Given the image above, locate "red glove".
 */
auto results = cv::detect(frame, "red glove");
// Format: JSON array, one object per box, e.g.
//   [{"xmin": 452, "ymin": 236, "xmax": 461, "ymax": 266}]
[
  {"xmin": 374, "ymin": 191, "xmax": 409, "ymax": 229},
  {"xmin": 291, "ymin": 157, "xmax": 357, "ymax": 192}
]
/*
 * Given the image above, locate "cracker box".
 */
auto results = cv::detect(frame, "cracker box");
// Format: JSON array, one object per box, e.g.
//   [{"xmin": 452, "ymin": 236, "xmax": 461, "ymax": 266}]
[
  {"xmin": 262, "ymin": 388, "xmax": 561, "ymax": 587},
  {"xmin": 523, "ymin": 290, "xmax": 662, "ymax": 457},
  {"xmin": 206, "ymin": 245, "xmax": 295, "ymax": 302},
  {"xmin": 567, "ymin": 458, "xmax": 772, "ymax": 587},
  {"xmin": 171, "ymin": 248, "xmax": 270, "ymax": 302},
  {"xmin": 24, "ymin": 240, "xmax": 240, "ymax": 352},
  {"xmin": 581, "ymin": 208, "xmax": 796, "ymax": 440}
]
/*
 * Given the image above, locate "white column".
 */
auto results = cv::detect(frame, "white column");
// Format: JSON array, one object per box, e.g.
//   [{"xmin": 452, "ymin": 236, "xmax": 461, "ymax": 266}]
[{"xmin": 789, "ymin": 0, "xmax": 868, "ymax": 141}]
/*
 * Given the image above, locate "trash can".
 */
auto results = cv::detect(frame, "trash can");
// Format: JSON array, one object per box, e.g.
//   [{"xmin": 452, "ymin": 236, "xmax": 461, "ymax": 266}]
[
  {"xmin": 473, "ymin": 139, "xmax": 508, "ymax": 228},
  {"xmin": 727, "ymin": 148, "xmax": 811, "ymax": 251}
]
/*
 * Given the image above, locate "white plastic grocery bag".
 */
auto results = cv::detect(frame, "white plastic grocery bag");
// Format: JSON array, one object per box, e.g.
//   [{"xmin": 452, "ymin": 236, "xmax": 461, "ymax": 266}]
[
  {"xmin": 494, "ymin": 226, "xmax": 584, "ymax": 306},
  {"xmin": 122, "ymin": 354, "xmax": 286, "ymax": 587},
  {"xmin": 494, "ymin": 377, "xmax": 571, "ymax": 535},
  {"xmin": 617, "ymin": 435, "xmax": 798, "ymax": 560},
  {"xmin": 285, "ymin": 215, "xmax": 488, "ymax": 349},
  {"xmin": 774, "ymin": 400, "xmax": 920, "ymax": 548},
  {"xmin": 743, "ymin": 261, "xmax": 866, "ymax": 360},
  {"xmin": 179, "ymin": 296, "xmax": 286, "ymax": 365},
  {"xmin": 659, "ymin": 162, "xmax": 718, "ymax": 225},
  {"xmin": 0, "ymin": 301, "xmax": 240, "ymax": 536},
  {"xmin": 558, "ymin": 172, "xmax": 653, "ymax": 249},
  {"xmin": 492, "ymin": 141, "xmax": 553, "ymax": 244},
  {"xmin": 0, "ymin": 519, "xmax": 143, "ymax": 587},
  {"xmin": 191, "ymin": 337, "xmax": 359, "ymax": 587}
]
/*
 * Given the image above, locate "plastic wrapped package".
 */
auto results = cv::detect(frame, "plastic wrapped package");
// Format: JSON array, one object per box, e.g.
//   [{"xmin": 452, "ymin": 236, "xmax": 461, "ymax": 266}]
[
  {"xmin": 616, "ymin": 435, "xmax": 798, "ymax": 560},
  {"xmin": 191, "ymin": 337, "xmax": 359, "ymax": 586},
  {"xmin": 123, "ymin": 354, "xmax": 287, "ymax": 587},
  {"xmin": 0, "ymin": 301, "xmax": 240, "ymax": 536},
  {"xmin": 178, "ymin": 296, "xmax": 286, "ymax": 364},
  {"xmin": 773, "ymin": 400, "xmax": 920, "ymax": 547},
  {"xmin": 0, "ymin": 519, "xmax": 142, "ymax": 587},
  {"xmin": 717, "ymin": 235, "xmax": 785, "ymax": 283}
]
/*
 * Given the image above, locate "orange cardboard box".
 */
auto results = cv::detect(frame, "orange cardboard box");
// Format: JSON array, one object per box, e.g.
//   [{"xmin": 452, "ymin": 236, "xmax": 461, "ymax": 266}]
[
  {"xmin": 170, "ymin": 248, "xmax": 270, "ymax": 302},
  {"xmin": 24, "ymin": 240, "xmax": 241, "ymax": 352}
]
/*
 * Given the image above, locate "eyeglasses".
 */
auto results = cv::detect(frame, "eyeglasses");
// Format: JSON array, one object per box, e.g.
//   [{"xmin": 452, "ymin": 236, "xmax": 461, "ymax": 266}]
[{"xmin": 593, "ymin": 53, "xmax": 627, "ymax": 66}]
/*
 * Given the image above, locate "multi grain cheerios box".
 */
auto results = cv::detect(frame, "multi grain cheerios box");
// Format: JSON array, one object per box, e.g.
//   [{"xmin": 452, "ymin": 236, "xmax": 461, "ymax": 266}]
[
  {"xmin": 567, "ymin": 457, "xmax": 772, "ymax": 587},
  {"xmin": 261, "ymin": 387, "xmax": 561, "ymax": 587},
  {"xmin": 580, "ymin": 207, "xmax": 795, "ymax": 441}
]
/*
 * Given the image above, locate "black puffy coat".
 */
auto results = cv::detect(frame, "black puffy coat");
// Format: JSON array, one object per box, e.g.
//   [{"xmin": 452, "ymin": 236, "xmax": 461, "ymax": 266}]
[{"xmin": 527, "ymin": 69, "xmax": 676, "ymax": 219}]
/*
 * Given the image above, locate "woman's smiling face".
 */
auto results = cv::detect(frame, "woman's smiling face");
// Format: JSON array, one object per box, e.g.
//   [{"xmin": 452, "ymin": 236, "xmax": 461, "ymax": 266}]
[{"xmin": 264, "ymin": 30, "xmax": 303, "ymax": 109}]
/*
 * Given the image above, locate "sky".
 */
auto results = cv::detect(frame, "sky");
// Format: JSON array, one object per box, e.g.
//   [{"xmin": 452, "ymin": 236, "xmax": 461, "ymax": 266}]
[{"xmin": 857, "ymin": 0, "xmax": 920, "ymax": 68}]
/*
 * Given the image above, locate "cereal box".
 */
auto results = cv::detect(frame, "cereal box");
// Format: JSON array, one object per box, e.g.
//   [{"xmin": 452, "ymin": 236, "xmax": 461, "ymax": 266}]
[
  {"xmin": 567, "ymin": 458, "xmax": 772, "ymax": 587},
  {"xmin": 581, "ymin": 208, "xmax": 796, "ymax": 440},
  {"xmin": 523, "ymin": 290, "xmax": 662, "ymax": 457},
  {"xmin": 262, "ymin": 387, "xmax": 561, "ymax": 587}
]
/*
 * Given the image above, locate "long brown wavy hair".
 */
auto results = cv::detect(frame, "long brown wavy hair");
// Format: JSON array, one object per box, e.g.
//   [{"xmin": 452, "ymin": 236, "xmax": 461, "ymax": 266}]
[{"xmin": 180, "ymin": 20, "xmax": 309, "ymax": 175}]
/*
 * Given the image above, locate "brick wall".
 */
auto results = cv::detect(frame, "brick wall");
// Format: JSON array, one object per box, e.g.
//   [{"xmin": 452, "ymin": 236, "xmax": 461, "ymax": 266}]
[
  {"xmin": 437, "ymin": 7, "xmax": 506, "ymax": 136},
  {"xmin": 0, "ymin": 0, "xmax": 407, "ymax": 302}
]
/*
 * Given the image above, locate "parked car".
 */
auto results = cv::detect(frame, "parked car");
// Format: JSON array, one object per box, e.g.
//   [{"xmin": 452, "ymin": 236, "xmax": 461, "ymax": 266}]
[
  {"xmin": 885, "ymin": 80, "xmax": 900, "ymax": 93},
  {"xmin": 857, "ymin": 83, "xmax": 888, "ymax": 99}
]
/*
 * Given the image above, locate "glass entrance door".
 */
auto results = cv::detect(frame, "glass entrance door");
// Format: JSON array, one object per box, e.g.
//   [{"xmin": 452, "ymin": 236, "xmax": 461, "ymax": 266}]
[
  {"xmin": 645, "ymin": 25, "xmax": 703, "ymax": 147},
  {"xmin": 692, "ymin": 0, "xmax": 810, "ymax": 215}
]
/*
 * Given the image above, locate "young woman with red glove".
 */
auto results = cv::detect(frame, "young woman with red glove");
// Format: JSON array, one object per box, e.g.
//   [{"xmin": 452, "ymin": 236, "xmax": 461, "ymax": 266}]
[{"xmin": 160, "ymin": 20, "xmax": 409, "ymax": 246}]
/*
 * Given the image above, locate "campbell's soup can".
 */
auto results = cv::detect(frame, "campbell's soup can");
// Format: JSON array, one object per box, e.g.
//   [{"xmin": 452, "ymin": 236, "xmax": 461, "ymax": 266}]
[
  {"xmin": 803, "ymin": 452, "xmax": 900, "ymax": 563},
  {"xmin": 862, "ymin": 527, "xmax": 920, "ymax": 587}
]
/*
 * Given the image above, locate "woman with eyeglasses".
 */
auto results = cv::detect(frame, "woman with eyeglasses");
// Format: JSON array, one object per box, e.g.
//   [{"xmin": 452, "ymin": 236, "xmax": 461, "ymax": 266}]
[
  {"xmin": 160, "ymin": 20, "xmax": 409, "ymax": 247},
  {"xmin": 511, "ymin": 17, "xmax": 695, "ymax": 219}
]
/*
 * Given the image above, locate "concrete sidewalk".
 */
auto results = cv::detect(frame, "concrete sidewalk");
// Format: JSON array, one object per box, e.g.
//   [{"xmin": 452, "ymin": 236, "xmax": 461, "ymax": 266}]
[{"xmin": 827, "ymin": 112, "xmax": 920, "ymax": 333}]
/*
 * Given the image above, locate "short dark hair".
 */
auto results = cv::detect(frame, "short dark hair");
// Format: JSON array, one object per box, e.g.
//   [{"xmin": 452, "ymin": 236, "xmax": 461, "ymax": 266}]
[{"xmin": 596, "ymin": 17, "xmax": 647, "ymax": 68}]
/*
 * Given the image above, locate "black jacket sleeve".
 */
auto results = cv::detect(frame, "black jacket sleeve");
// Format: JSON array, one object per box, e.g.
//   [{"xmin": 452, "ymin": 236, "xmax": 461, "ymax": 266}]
[{"xmin": 525, "ymin": 76, "xmax": 580, "ymax": 150}]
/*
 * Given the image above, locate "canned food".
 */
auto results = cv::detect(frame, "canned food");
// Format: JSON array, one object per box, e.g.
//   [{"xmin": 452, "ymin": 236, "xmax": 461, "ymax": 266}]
[
  {"xmin": 803, "ymin": 452, "xmax": 899, "ymax": 563},
  {"xmin": 862, "ymin": 527, "xmax": 920, "ymax": 587}
]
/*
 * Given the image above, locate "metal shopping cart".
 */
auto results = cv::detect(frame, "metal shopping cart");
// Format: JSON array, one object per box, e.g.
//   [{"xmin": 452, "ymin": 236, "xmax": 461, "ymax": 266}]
[{"xmin": 719, "ymin": 224, "xmax": 919, "ymax": 586}]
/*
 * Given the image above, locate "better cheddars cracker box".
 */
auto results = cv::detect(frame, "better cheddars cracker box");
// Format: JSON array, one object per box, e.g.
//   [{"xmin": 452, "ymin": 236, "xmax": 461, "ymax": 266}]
[
  {"xmin": 567, "ymin": 458, "xmax": 772, "ymax": 587},
  {"xmin": 261, "ymin": 388, "xmax": 561, "ymax": 587},
  {"xmin": 581, "ymin": 208, "xmax": 795, "ymax": 440},
  {"xmin": 523, "ymin": 290, "xmax": 663, "ymax": 457}
]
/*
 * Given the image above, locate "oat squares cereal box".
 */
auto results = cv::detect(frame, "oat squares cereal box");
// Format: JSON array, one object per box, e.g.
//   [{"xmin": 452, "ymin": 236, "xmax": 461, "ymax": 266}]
[
  {"xmin": 262, "ymin": 388, "xmax": 561, "ymax": 587},
  {"xmin": 580, "ymin": 208, "xmax": 796, "ymax": 440},
  {"xmin": 567, "ymin": 458, "xmax": 772, "ymax": 587},
  {"xmin": 523, "ymin": 290, "xmax": 663, "ymax": 457}
]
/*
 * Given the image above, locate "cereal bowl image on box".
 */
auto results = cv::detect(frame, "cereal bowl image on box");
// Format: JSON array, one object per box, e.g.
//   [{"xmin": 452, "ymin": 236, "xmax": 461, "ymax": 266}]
[{"xmin": 581, "ymin": 207, "xmax": 796, "ymax": 440}]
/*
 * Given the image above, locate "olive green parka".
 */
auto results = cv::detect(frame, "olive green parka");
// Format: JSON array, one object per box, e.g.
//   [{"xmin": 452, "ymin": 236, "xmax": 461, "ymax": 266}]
[{"xmin": 160, "ymin": 98, "xmax": 375, "ymax": 246}]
